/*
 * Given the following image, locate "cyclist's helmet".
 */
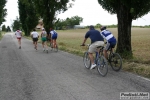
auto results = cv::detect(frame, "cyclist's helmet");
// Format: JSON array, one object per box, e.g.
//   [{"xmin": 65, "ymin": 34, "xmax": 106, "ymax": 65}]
[{"xmin": 100, "ymin": 26, "xmax": 107, "ymax": 31}]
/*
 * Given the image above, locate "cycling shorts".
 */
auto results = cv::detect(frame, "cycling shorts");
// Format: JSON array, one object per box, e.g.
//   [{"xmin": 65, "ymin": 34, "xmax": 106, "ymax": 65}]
[{"xmin": 104, "ymin": 42, "xmax": 116, "ymax": 51}]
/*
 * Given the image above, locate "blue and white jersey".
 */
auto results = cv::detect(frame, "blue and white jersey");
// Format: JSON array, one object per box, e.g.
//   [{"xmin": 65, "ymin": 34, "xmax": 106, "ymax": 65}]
[{"xmin": 100, "ymin": 30, "xmax": 116, "ymax": 43}]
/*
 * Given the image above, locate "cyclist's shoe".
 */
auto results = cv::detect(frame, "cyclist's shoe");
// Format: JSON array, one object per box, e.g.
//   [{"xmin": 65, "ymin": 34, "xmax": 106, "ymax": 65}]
[
  {"xmin": 90, "ymin": 64, "xmax": 96, "ymax": 70},
  {"xmin": 19, "ymin": 46, "xmax": 21, "ymax": 49},
  {"xmin": 43, "ymin": 48, "xmax": 45, "ymax": 52}
]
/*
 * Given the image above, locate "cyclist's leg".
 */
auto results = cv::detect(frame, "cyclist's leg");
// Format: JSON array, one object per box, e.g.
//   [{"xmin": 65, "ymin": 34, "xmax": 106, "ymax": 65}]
[
  {"xmin": 96, "ymin": 41, "xmax": 104, "ymax": 52},
  {"xmin": 103, "ymin": 42, "xmax": 110, "ymax": 59},
  {"xmin": 88, "ymin": 43, "xmax": 97, "ymax": 64},
  {"xmin": 110, "ymin": 42, "xmax": 116, "ymax": 53}
]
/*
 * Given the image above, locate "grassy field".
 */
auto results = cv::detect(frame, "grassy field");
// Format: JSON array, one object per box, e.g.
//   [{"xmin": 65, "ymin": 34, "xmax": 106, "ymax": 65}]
[
  {"xmin": 55, "ymin": 28, "xmax": 150, "ymax": 78},
  {"xmin": 25, "ymin": 28, "xmax": 150, "ymax": 78}
]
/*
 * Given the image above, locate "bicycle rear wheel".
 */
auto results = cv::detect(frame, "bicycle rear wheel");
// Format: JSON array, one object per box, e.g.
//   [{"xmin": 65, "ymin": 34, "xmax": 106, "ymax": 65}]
[
  {"xmin": 83, "ymin": 52, "xmax": 91, "ymax": 69},
  {"xmin": 109, "ymin": 53, "xmax": 122, "ymax": 71},
  {"xmin": 97, "ymin": 56, "xmax": 108, "ymax": 77}
]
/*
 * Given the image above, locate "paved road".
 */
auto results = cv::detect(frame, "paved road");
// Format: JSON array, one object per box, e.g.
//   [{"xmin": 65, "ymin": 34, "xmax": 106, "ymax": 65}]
[{"xmin": 0, "ymin": 32, "xmax": 150, "ymax": 100}]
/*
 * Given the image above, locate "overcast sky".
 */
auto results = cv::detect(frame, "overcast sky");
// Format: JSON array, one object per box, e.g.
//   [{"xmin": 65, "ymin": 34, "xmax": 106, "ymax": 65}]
[{"xmin": 3, "ymin": 0, "xmax": 150, "ymax": 27}]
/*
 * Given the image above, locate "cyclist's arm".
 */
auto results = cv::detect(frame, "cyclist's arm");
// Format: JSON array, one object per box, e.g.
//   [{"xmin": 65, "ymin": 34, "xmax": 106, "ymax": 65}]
[
  {"xmin": 82, "ymin": 38, "xmax": 87, "ymax": 46},
  {"xmin": 100, "ymin": 32, "xmax": 107, "ymax": 42}
]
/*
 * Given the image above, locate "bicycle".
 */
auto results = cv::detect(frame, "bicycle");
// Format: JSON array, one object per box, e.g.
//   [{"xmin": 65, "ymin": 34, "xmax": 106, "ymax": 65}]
[
  {"xmin": 106, "ymin": 46, "xmax": 122, "ymax": 71},
  {"xmin": 81, "ymin": 44, "xmax": 108, "ymax": 77}
]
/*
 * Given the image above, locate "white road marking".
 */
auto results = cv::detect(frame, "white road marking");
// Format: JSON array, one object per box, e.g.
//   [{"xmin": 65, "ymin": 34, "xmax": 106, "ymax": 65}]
[{"xmin": 137, "ymin": 76, "xmax": 150, "ymax": 82}]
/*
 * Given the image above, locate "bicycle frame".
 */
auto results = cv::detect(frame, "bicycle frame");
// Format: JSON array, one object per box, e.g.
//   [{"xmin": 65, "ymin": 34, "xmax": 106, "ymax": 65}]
[{"xmin": 82, "ymin": 44, "xmax": 108, "ymax": 76}]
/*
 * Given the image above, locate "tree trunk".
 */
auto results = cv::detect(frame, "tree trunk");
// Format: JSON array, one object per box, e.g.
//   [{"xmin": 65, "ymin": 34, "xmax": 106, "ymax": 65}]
[{"xmin": 116, "ymin": 3, "xmax": 133, "ymax": 59}]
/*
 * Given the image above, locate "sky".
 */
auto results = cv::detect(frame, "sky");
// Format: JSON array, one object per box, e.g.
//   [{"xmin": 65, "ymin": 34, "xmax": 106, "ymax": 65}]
[{"xmin": 3, "ymin": 0, "xmax": 150, "ymax": 27}]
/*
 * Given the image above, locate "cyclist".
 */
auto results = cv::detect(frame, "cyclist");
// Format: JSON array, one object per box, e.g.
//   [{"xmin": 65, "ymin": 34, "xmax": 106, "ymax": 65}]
[
  {"xmin": 31, "ymin": 29, "xmax": 39, "ymax": 50},
  {"xmin": 81, "ymin": 25, "xmax": 104, "ymax": 69},
  {"xmin": 49, "ymin": 28, "xmax": 58, "ymax": 49},
  {"xmin": 15, "ymin": 29, "xmax": 22, "ymax": 49},
  {"xmin": 41, "ymin": 28, "xmax": 48, "ymax": 52},
  {"xmin": 100, "ymin": 26, "xmax": 117, "ymax": 60}
]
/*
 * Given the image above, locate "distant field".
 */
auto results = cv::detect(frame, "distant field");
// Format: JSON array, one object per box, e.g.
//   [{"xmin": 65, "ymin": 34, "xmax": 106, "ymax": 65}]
[{"xmin": 56, "ymin": 28, "xmax": 150, "ymax": 63}]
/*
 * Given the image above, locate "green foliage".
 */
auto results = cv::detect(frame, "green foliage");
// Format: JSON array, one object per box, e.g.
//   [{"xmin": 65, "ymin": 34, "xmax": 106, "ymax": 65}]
[
  {"xmin": 2, "ymin": 24, "xmax": 6, "ymax": 31},
  {"xmin": 55, "ymin": 16, "xmax": 83, "ymax": 30},
  {"xmin": 98, "ymin": 0, "xmax": 150, "ymax": 59},
  {"xmin": 1, "ymin": 25, "xmax": 11, "ymax": 32},
  {"xmin": 0, "ymin": 0, "xmax": 7, "ymax": 25},
  {"xmin": 6, "ymin": 26, "xmax": 11, "ymax": 32},
  {"xmin": 95, "ymin": 23, "xmax": 101, "ymax": 28},
  {"xmin": 29, "ymin": 0, "xmax": 75, "ymax": 33},
  {"xmin": 18, "ymin": 0, "xmax": 39, "ymax": 36},
  {"xmin": 98, "ymin": 0, "xmax": 150, "ymax": 19},
  {"xmin": 11, "ymin": 17, "xmax": 21, "ymax": 31}
]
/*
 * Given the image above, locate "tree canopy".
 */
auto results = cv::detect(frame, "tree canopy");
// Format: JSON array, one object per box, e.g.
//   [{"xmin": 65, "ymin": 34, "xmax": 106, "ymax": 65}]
[
  {"xmin": 0, "ymin": 0, "xmax": 7, "ymax": 25},
  {"xmin": 11, "ymin": 17, "xmax": 21, "ymax": 31},
  {"xmin": 98, "ymin": 0, "xmax": 150, "ymax": 58},
  {"xmin": 18, "ymin": 0, "xmax": 39, "ymax": 36},
  {"xmin": 55, "ymin": 16, "xmax": 83, "ymax": 30},
  {"xmin": 30, "ymin": 0, "xmax": 75, "ymax": 33}
]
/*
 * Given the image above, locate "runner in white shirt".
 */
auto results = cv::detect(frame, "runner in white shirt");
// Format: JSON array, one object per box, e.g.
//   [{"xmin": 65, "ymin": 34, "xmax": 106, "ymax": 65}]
[
  {"xmin": 15, "ymin": 29, "xmax": 22, "ymax": 49},
  {"xmin": 31, "ymin": 29, "xmax": 39, "ymax": 50}
]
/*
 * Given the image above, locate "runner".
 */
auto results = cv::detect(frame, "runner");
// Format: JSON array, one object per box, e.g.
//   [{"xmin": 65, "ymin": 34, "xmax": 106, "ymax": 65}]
[
  {"xmin": 31, "ymin": 29, "xmax": 39, "ymax": 50},
  {"xmin": 15, "ymin": 29, "xmax": 22, "ymax": 49},
  {"xmin": 49, "ymin": 28, "xmax": 58, "ymax": 49},
  {"xmin": 41, "ymin": 28, "xmax": 48, "ymax": 53}
]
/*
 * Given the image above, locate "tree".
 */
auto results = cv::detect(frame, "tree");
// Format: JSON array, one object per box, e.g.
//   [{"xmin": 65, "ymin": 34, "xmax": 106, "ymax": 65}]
[
  {"xmin": 95, "ymin": 23, "xmax": 101, "ymax": 28},
  {"xmin": 69, "ymin": 16, "xmax": 83, "ymax": 26},
  {"xmin": 6, "ymin": 26, "xmax": 11, "ymax": 32},
  {"xmin": 28, "ymin": 0, "xmax": 75, "ymax": 33},
  {"xmin": 18, "ymin": 0, "xmax": 39, "ymax": 36},
  {"xmin": 0, "ymin": 0, "xmax": 7, "ymax": 25},
  {"xmin": 2, "ymin": 24, "xmax": 6, "ymax": 31},
  {"xmin": 98, "ymin": 0, "xmax": 150, "ymax": 58},
  {"xmin": 11, "ymin": 17, "xmax": 21, "ymax": 31},
  {"xmin": 55, "ymin": 16, "xmax": 83, "ymax": 29}
]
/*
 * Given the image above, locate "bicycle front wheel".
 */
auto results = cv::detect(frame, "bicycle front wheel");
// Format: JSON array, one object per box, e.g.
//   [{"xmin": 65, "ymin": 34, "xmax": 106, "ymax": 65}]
[
  {"xmin": 110, "ymin": 53, "xmax": 122, "ymax": 71},
  {"xmin": 83, "ymin": 52, "xmax": 91, "ymax": 69},
  {"xmin": 97, "ymin": 56, "xmax": 108, "ymax": 77}
]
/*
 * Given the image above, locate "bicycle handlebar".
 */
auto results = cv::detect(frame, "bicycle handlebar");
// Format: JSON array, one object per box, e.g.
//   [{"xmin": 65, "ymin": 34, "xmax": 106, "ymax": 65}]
[{"xmin": 80, "ymin": 44, "xmax": 85, "ymax": 46}]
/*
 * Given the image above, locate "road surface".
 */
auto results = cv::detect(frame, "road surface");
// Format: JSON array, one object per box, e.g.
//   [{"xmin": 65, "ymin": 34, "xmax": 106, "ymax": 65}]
[{"xmin": 0, "ymin": 32, "xmax": 150, "ymax": 100}]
